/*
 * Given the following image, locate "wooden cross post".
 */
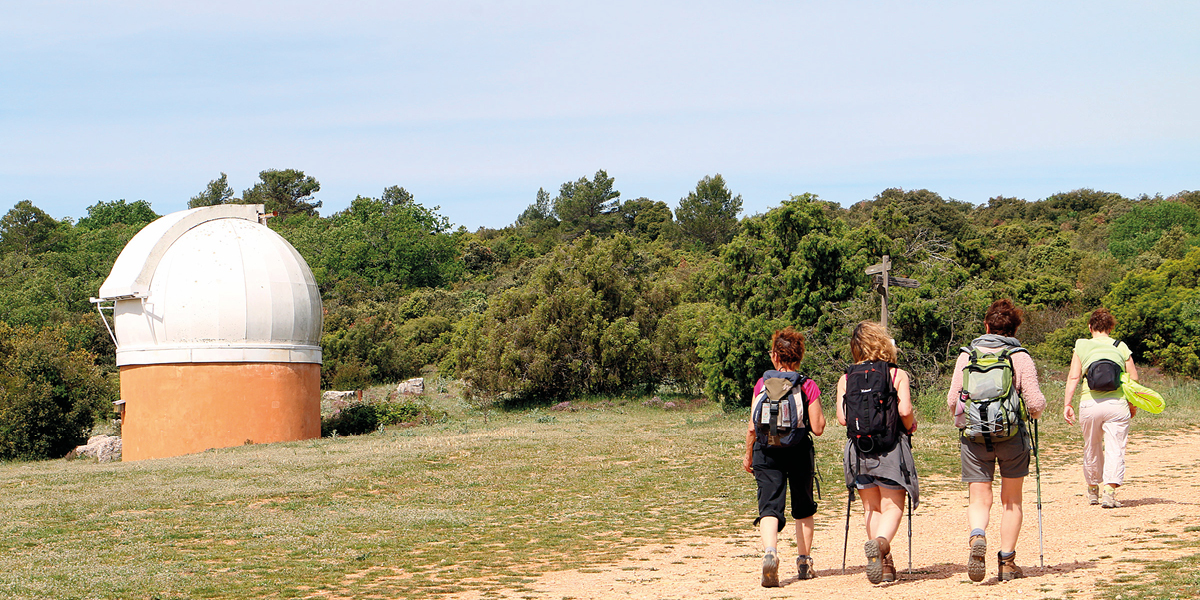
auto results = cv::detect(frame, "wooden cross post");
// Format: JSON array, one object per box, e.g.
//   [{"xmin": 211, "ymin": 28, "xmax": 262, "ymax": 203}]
[{"xmin": 864, "ymin": 255, "xmax": 919, "ymax": 328}]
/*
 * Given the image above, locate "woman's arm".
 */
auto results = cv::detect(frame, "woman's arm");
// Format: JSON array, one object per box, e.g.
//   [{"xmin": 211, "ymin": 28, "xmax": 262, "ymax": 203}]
[
  {"xmin": 743, "ymin": 418, "xmax": 756, "ymax": 473},
  {"xmin": 808, "ymin": 386, "xmax": 826, "ymax": 437},
  {"xmin": 1125, "ymin": 356, "xmax": 1139, "ymax": 383},
  {"xmin": 744, "ymin": 383, "xmax": 758, "ymax": 473},
  {"xmin": 1012, "ymin": 352, "xmax": 1045, "ymax": 419},
  {"xmin": 1125, "ymin": 355, "xmax": 1140, "ymax": 417},
  {"xmin": 835, "ymin": 375, "xmax": 848, "ymax": 427},
  {"xmin": 895, "ymin": 369, "xmax": 916, "ymax": 433},
  {"xmin": 946, "ymin": 352, "xmax": 968, "ymax": 416},
  {"xmin": 1063, "ymin": 351, "xmax": 1082, "ymax": 425}
]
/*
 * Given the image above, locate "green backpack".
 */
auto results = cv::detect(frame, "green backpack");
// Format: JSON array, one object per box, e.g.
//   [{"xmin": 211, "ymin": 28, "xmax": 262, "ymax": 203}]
[{"xmin": 959, "ymin": 346, "xmax": 1028, "ymax": 447}]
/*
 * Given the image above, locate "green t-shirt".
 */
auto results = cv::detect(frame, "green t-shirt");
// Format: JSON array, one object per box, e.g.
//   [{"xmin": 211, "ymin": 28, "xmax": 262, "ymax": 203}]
[{"xmin": 1075, "ymin": 336, "xmax": 1132, "ymax": 401}]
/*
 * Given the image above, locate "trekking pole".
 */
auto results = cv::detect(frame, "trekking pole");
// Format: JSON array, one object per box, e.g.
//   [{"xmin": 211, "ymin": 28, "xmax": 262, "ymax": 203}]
[
  {"xmin": 1034, "ymin": 418, "xmax": 1044, "ymax": 568},
  {"xmin": 907, "ymin": 493, "xmax": 913, "ymax": 574},
  {"xmin": 842, "ymin": 488, "xmax": 853, "ymax": 574}
]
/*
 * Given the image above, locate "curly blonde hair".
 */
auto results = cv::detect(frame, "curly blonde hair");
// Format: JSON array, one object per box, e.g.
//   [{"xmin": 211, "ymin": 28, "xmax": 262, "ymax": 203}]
[{"xmin": 850, "ymin": 321, "xmax": 896, "ymax": 363}]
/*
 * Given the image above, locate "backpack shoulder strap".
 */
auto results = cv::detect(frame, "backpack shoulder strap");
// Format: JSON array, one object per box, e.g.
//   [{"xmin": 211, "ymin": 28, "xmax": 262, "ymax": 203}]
[{"xmin": 795, "ymin": 375, "xmax": 811, "ymax": 431}]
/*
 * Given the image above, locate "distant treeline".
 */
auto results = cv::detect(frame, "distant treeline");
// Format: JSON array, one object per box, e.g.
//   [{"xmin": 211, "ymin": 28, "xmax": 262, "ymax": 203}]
[{"xmin": 1, "ymin": 168, "xmax": 1198, "ymax": 458}]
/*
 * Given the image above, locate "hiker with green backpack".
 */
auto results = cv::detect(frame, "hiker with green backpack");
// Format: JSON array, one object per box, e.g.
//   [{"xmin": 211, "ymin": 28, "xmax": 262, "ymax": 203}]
[
  {"xmin": 1062, "ymin": 308, "xmax": 1139, "ymax": 508},
  {"xmin": 743, "ymin": 327, "xmax": 827, "ymax": 587},
  {"xmin": 945, "ymin": 299, "xmax": 1046, "ymax": 583}
]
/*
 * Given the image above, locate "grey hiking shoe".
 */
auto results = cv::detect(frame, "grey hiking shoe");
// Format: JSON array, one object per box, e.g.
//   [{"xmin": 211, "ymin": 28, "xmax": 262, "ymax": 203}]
[
  {"xmin": 761, "ymin": 551, "xmax": 779, "ymax": 587},
  {"xmin": 796, "ymin": 554, "xmax": 816, "ymax": 580},
  {"xmin": 998, "ymin": 551, "xmax": 1024, "ymax": 581},
  {"xmin": 968, "ymin": 534, "xmax": 987, "ymax": 582},
  {"xmin": 1101, "ymin": 487, "xmax": 1121, "ymax": 508},
  {"xmin": 865, "ymin": 536, "xmax": 890, "ymax": 584},
  {"xmin": 1087, "ymin": 485, "xmax": 1100, "ymax": 505}
]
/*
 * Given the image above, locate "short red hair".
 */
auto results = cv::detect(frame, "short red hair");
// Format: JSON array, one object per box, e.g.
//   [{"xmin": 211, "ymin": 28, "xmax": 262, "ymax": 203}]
[
  {"xmin": 984, "ymin": 299, "xmax": 1023, "ymax": 337},
  {"xmin": 771, "ymin": 327, "xmax": 805, "ymax": 368},
  {"xmin": 1089, "ymin": 308, "xmax": 1116, "ymax": 333}
]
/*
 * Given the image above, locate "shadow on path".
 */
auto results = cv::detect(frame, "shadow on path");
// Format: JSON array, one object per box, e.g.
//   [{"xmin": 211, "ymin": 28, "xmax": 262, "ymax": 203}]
[
  {"xmin": 825, "ymin": 560, "xmax": 1101, "ymax": 586},
  {"xmin": 1119, "ymin": 497, "xmax": 1186, "ymax": 508}
]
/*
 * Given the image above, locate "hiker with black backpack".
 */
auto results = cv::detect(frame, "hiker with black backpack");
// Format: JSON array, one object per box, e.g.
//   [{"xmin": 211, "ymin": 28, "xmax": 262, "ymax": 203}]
[
  {"xmin": 946, "ymin": 299, "xmax": 1046, "ymax": 582},
  {"xmin": 836, "ymin": 321, "xmax": 919, "ymax": 584},
  {"xmin": 1062, "ymin": 307, "xmax": 1139, "ymax": 508},
  {"xmin": 743, "ymin": 327, "xmax": 826, "ymax": 587}
]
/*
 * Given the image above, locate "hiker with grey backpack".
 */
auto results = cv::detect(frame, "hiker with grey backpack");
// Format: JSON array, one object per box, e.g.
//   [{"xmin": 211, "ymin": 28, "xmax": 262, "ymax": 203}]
[
  {"xmin": 946, "ymin": 299, "xmax": 1046, "ymax": 582},
  {"xmin": 836, "ymin": 321, "xmax": 920, "ymax": 584},
  {"xmin": 743, "ymin": 327, "xmax": 827, "ymax": 587}
]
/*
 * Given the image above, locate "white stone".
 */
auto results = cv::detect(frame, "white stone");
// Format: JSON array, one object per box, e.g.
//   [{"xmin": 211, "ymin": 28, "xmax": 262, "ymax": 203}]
[
  {"xmin": 71, "ymin": 435, "xmax": 123, "ymax": 462},
  {"xmin": 396, "ymin": 377, "xmax": 425, "ymax": 395}
]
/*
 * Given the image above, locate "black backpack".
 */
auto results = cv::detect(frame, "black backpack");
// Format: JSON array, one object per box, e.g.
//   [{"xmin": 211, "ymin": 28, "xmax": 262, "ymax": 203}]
[
  {"xmin": 1085, "ymin": 340, "xmax": 1123, "ymax": 392},
  {"xmin": 844, "ymin": 361, "xmax": 900, "ymax": 455},
  {"xmin": 752, "ymin": 370, "xmax": 810, "ymax": 448}
]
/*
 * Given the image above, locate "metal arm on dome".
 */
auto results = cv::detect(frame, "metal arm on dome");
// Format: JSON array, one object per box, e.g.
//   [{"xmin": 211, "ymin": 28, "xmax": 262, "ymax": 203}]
[{"xmin": 89, "ymin": 297, "xmax": 119, "ymax": 348}]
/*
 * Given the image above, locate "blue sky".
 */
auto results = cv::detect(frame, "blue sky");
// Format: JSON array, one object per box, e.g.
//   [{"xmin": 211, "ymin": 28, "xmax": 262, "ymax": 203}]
[{"xmin": 2, "ymin": 1, "xmax": 1197, "ymax": 229}]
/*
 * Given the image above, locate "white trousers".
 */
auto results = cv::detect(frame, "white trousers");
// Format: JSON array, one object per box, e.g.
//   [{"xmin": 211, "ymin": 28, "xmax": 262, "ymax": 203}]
[{"xmin": 1080, "ymin": 397, "xmax": 1131, "ymax": 486}]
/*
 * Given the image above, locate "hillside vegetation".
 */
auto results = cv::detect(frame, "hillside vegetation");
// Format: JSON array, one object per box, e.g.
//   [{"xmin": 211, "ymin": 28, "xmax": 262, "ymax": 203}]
[{"xmin": 2, "ymin": 169, "xmax": 1198, "ymax": 458}]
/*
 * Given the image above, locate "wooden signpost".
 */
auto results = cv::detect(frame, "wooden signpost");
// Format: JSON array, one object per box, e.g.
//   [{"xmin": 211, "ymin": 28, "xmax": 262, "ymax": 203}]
[{"xmin": 865, "ymin": 255, "xmax": 919, "ymax": 328}]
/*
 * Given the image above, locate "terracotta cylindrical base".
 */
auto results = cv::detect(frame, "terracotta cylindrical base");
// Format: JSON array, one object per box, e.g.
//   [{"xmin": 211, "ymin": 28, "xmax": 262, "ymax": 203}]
[{"xmin": 119, "ymin": 362, "xmax": 321, "ymax": 461}]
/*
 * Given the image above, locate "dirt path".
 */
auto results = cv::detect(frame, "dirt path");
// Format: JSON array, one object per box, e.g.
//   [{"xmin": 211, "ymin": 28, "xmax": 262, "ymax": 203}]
[{"xmin": 466, "ymin": 431, "xmax": 1200, "ymax": 599}]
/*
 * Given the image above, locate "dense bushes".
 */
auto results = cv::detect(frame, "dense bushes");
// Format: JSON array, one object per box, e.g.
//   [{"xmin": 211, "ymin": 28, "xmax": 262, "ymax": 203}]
[
  {"xmin": 447, "ymin": 233, "xmax": 702, "ymax": 400},
  {"xmin": 320, "ymin": 289, "xmax": 482, "ymax": 389},
  {"xmin": 700, "ymin": 195, "xmax": 882, "ymax": 406},
  {"xmin": 1108, "ymin": 201, "xmax": 1200, "ymax": 261},
  {"xmin": 321, "ymin": 395, "xmax": 441, "ymax": 437},
  {"xmin": 5, "ymin": 177, "xmax": 1200, "ymax": 460},
  {"xmin": 0, "ymin": 324, "xmax": 116, "ymax": 460},
  {"xmin": 1104, "ymin": 247, "xmax": 1200, "ymax": 377}
]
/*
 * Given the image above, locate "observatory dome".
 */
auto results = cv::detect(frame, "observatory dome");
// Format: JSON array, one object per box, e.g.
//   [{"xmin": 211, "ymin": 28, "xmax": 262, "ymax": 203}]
[{"xmin": 98, "ymin": 204, "xmax": 322, "ymax": 366}]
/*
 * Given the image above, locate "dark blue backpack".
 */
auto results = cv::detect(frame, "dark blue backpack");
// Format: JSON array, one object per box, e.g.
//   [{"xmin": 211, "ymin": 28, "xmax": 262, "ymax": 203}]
[{"xmin": 752, "ymin": 370, "xmax": 810, "ymax": 447}]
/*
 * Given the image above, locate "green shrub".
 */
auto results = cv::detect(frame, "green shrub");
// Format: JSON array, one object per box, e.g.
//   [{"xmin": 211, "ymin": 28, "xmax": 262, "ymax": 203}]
[
  {"xmin": 1109, "ymin": 201, "xmax": 1200, "ymax": 261},
  {"xmin": 0, "ymin": 323, "xmax": 115, "ymax": 460},
  {"xmin": 1105, "ymin": 247, "xmax": 1200, "ymax": 377},
  {"xmin": 699, "ymin": 195, "xmax": 874, "ymax": 408},
  {"xmin": 448, "ymin": 233, "xmax": 688, "ymax": 401},
  {"xmin": 321, "ymin": 397, "xmax": 439, "ymax": 437}
]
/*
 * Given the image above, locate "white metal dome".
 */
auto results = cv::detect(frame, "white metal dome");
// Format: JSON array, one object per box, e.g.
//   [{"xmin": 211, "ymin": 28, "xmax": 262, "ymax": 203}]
[{"xmin": 97, "ymin": 204, "xmax": 323, "ymax": 366}]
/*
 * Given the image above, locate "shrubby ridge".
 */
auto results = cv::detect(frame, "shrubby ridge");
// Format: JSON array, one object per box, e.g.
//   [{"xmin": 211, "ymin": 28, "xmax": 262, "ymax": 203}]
[{"xmin": 2, "ymin": 171, "xmax": 1198, "ymax": 457}]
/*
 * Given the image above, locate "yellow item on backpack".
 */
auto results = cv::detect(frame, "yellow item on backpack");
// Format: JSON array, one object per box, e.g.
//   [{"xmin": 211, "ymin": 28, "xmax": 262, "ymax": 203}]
[{"xmin": 1120, "ymin": 373, "xmax": 1164, "ymax": 414}]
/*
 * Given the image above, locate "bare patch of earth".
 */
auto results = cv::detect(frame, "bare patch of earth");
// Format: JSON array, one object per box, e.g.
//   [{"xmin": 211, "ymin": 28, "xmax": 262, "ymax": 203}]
[{"xmin": 459, "ymin": 431, "xmax": 1200, "ymax": 599}]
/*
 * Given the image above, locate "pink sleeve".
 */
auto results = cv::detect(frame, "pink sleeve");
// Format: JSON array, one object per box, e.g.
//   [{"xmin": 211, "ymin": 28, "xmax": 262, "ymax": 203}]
[
  {"xmin": 947, "ymin": 352, "xmax": 969, "ymax": 410},
  {"xmin": 802, "ymin": 378, "xmax": 820, "ymax": 405},
  {"xmin": 1011, "ymin": 352, "xmax": 1046, "ymax": 416}
]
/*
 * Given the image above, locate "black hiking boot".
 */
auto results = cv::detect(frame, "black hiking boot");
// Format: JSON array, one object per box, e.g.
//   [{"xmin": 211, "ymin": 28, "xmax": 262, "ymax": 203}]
[
  {"xmin": 967, "ymin": 534, "xmax": 987, "ymax": 582},
  {"xmin": 761, "ymin": 551, "xmax": 779, "ymax": 587}
]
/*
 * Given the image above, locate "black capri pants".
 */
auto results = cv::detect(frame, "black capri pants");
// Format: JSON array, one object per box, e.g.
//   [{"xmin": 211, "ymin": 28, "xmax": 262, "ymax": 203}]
[{"xmin": 753, "ymin": 440, "xmax": 818, "ymax": 531}]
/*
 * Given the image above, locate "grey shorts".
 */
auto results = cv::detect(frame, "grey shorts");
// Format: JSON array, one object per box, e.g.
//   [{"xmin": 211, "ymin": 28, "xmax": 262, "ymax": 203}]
[
  {"xmin": 854, "ymin": 474, "xmax": 904, "ymax": 490},
  {"xmin": 960, "ymin": 435, "xmax": 1029, "ymax": 482}
]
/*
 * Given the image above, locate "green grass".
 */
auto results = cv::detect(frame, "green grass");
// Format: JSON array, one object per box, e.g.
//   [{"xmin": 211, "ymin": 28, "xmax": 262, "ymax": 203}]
[
  {"xmin": 0, "ymin": 370, "xmax": 1196, "ymax": 599},
  {"xmin": 1095, "ymin": 553, "xmax": 1200, "ymax": 600}
]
